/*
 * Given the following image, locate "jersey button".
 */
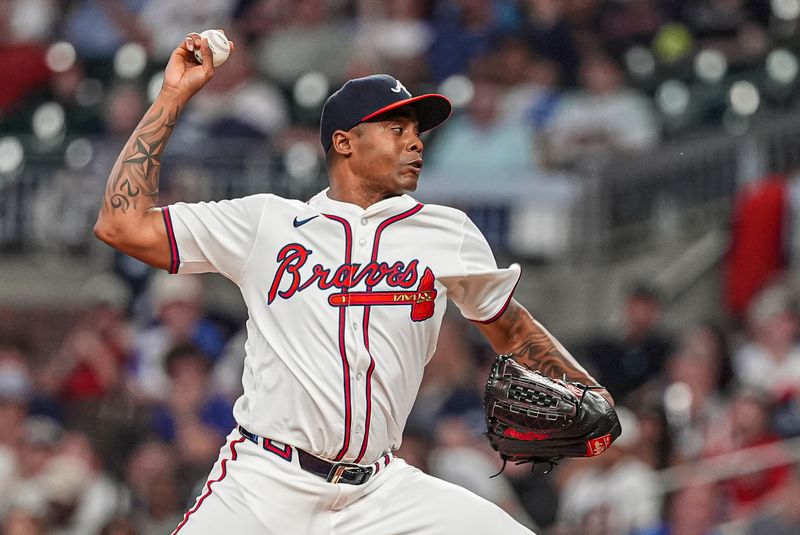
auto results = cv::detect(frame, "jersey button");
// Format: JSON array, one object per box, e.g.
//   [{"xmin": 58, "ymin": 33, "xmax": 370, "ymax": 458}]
[
  {"xmin": 359, "ymin": 238, "xmax": 366, "ymax": 247},
  {"xmin": 361, "ymin": 218, "xmax": 368, "ymax": 226},
  {"xmin": 352, "ymin": 322, "xmax": 358, "ymax": 330},
  {"xmin": 356, "ymin": 372, "xmax": 363, "ymax": 380}
]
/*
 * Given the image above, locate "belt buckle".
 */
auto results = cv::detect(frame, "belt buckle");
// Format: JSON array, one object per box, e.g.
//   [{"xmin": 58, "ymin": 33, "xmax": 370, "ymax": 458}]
[{"xmin": 327, "ymin": 462, "xmax": 372, "ymax": 485}]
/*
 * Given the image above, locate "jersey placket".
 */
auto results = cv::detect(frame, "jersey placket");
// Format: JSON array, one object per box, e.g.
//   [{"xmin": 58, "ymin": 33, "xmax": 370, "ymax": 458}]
[
  {"xmin": 349, "ymin": 203, "xmax": 424, "ymax": 463},
  {"xmin": 346, "ymin": 214, "xmax": 374, "ymax": 461}
]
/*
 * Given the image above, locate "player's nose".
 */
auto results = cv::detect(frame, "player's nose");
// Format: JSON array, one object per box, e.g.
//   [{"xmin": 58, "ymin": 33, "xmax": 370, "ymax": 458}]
[{"xmin": 407, "ymin": 133, "xmax": 423, "ymax": 154}]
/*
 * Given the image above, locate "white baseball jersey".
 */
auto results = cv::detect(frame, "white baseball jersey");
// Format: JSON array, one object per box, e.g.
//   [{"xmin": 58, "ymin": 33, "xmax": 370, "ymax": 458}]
[{"xmin": 163, "ymin": 188, "xmax": 520, "ymax": 464}]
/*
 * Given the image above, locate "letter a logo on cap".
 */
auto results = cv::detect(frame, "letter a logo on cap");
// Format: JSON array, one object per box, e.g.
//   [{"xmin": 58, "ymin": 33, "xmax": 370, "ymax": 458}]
[{"xmin": 390, "ymin": 80, "xmax": 407, "ymax": 93}]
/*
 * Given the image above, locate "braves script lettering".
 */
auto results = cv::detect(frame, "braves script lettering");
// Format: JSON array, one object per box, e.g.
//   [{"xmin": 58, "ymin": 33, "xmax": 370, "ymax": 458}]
[{"xmin": 268, "ymin": 244, "xmax": 420, "ymax": 304}]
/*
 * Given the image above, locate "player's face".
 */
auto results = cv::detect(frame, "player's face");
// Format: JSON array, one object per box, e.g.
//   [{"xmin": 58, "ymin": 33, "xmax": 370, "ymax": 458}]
[{"xmin": 350, "ymin": 108, "xmax": 424, "ymax": 197}]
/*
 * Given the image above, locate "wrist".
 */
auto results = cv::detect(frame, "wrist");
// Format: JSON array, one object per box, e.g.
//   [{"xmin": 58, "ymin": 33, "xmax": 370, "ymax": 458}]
[{"xmin": 157, "ymin": 86, "xmax": 190, "ymax": 108}]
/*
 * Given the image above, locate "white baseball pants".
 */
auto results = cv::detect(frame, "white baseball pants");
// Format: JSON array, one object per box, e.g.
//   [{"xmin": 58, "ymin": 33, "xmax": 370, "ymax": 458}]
[{"xmin": 172, "ymin": 428, "xmax": 535, "ymax": 534}]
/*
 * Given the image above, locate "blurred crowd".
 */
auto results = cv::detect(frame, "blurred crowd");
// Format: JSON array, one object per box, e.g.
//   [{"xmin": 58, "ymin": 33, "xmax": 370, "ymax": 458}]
[
  {"xmin": 4, "ymin": 0, "xmax": 800, "ymax": 534},
  {"xmin": 4, "ymin": 260, "xmax": 800, "ymax": 534},
  {"xmin": 2, "ymin": 0, "xmax": 799, "ymax": 184}
]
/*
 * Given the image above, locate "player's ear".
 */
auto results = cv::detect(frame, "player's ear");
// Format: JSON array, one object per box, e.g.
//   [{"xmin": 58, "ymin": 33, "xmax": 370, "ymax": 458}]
[{"xmin": 331, "ymin": 130, "xmax": 354, "ymax": 157}]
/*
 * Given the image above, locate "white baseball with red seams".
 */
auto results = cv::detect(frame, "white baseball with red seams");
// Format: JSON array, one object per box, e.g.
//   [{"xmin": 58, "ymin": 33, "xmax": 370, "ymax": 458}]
[
  {"xmin": 194, "ymin": 29, "xmax": 230, "ymax": 67},
  {"xmin": 164, "ymin": 189, "xmax": 532, "ymax": 533}
]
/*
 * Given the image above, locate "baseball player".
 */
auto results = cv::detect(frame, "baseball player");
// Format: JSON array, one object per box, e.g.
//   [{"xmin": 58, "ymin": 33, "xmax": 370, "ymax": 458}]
[{"xmin": 94, "ymin": 33, "xmax": 612, "ymax": 534}]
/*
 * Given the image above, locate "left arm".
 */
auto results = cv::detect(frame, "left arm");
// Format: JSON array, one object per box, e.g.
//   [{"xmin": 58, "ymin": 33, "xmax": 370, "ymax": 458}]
[{"xmin": 476, "ymin": 298, "xmax": 613, "ymax": 405}]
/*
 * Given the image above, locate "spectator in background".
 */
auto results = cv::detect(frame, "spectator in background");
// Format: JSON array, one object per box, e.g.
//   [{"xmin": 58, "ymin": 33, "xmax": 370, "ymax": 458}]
[
  {"xmin": 426, "ymin": 0, "xmax": 504, "ymax": 82},
  {"xmin": 46, "ymin": 57, "xmax": 104, "ymax": 135},
  {"xmin": 579, "ymin": 282, "xmax": 673, "ymax": 403},
  {"xmin": 0, "ymin": 4, "xmax": 50, "ymax": 128},
  {"xmin": 629, "ymin": 393, "xmax": 672, "ymax": 470},
  {"xmin": 429, "ymin": 416, "xmax": 537, "ymax": 531},
  {"xmin": 62, "ymin": 0, "xmax": 150, "ymax": 61},
  {"xmin": 32, "ymin": 276, "xmax": 151, "ymax": 475},
  {"xmin": 0, "ymin": 344, "xmax": 33, "ymax": 449},
  {"xmin": 543, "ymin": 52, "xmax": 658, "ymax": 168},
  {"xmin": 351, "ymin": 0, "xmax": 434, "ymax": 85},
  {"xmin": 48, "ymin": 325, "xmax": 123, "ymax": 407},
  {"xmin": 78, "ymin": 274, "xmax": 133, "ymax": 358},
  {"xmin": 599, "ymin": 0, "xmax": 666, "ymax": 56},
  {"xmin": 658, "ymin": 324, "xmax": 731, "ymax": 463},
  {"xmin": 633, "ymin": 481, "xmax": 724, "ymax": 535},
  {"xmin": 724, "ymin": 173, "xmax": 789, "ymax": 321},
  {"xmin": 555, "ymin": 407, "xmax": 661, "ymax": 535},
  {"xmin": 35, "ymin": 432, "xmax": 120, "ymax": 535},
  {"xmin": 12, "ymin": 417, "xmax": 64, "ymax": 506},
  {"xmin": 256, "ymin": 0, "xmax": 354, "ymax": 85},
  {"xmin": 137, "ymin": 0, "xmax": 237, "ymax": 60},
  {"xmin": 409, "ymin": 316, "xmax": 481, "ymax": 432},
  {"xmin": 125, "ymin": 441, "xmax": 183, "ymax": 534},
  {"xmin": 102, "ymin": 83, "xmax": 149, "ymax": 139},
  {"xmin": 0, "ymin": 346, "xmax": 34, "ymax": 516},
  {"xmin": 520, "ymin": 0, "xmax": 580, "ymax": 84},
  {"xmin": 132, "ymin": 273, "xmax": 226, "ymax": 401},
  {"xmin": 229, "ymin": 0, "xmax": 289, "ymax": 46},
  {"xmin": 705, "ymin": 390, "xmax": 793, "ymax": 520},
  {"xmin": 732, "ymin": 283, "xmax": 800, "ymax": 403},
  {"xmin": 150, "ymin": 344, "xmax": 234, "ymax": 444},
  {"xmin": 35, "ymin": 437, "xmax": 118, "ymax": 535},
  {"xmin": 35, "ymin": 274, "xmax": 132, "ymax": 417},
  {"xmin": 495, "ymin": 36, "xmax": 561, "ymax": 133},
  {"xmin": 147, "ymin": 345, "xmax": 232, "ymax": 505},
  {"xmin": 426, "ymin": 75, "xmax": 539, "ymax": 180}
]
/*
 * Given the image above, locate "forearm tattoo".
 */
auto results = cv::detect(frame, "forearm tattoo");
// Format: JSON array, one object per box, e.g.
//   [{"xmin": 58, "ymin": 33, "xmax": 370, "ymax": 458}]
[
  {"xmin": 102, "ymin": 104, "xmax": 179, "ymax": 214},
  {"xmin": 506, "ymin": 305, "xmax": 597, "ymax": 386},
  {"xmin": 514, "ymin": 336, "xmax": 595, "ymax": 385}
]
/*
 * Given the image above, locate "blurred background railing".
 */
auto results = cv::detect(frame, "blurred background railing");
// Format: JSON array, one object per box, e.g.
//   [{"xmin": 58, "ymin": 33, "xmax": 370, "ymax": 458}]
[{"xmin": 7, "ymin": 105, "xmax": 800, "ymax": 261}]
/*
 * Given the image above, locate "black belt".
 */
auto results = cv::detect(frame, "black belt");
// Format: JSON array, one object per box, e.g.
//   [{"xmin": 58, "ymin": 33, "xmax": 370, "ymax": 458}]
[{"xmin": 238, "ymin": 426, "xmax": 375, "ymax": 485}]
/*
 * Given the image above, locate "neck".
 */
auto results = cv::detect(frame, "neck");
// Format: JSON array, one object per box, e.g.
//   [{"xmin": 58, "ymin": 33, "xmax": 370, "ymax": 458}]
[
  {"xmin": 327, "ymin": 182, "xmax": 401, "ymax": 209},
  {"xmin": 327, "ymin": 165, "xmax": 402, "ymax": 209}
]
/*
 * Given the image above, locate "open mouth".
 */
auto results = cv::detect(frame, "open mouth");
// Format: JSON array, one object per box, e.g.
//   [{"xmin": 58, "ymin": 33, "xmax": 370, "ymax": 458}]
[{"xmin": 406, "ymin": 159, "xmax": 423, "ymax": 171}]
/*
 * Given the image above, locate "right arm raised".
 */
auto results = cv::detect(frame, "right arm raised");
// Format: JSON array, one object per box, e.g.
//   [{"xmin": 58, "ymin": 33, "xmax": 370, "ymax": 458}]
[{"xmin": 93, "ymin": 32, "xmax": 230, "ymax": 270}]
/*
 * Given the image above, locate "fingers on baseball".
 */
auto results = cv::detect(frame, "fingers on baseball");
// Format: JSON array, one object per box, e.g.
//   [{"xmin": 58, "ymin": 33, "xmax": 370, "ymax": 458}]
[
  {"xmin": 176, "ymin": 33, "xmax": 200, "ymax": 60},
  {"xmin": 199, "ymin": 38, "xmax": 215, "ymax": 74}
]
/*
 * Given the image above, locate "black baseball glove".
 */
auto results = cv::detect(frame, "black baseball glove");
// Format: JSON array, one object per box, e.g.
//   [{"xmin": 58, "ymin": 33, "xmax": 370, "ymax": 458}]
[{"xmin": 484, "ymin": 355, "xmax": 622, "ymax": 473}]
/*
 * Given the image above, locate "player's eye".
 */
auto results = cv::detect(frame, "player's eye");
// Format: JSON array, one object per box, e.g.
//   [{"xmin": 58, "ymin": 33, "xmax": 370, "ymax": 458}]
[{"xmin": 391, "ymin": 126, "xmax": 403, "ymax": 134}]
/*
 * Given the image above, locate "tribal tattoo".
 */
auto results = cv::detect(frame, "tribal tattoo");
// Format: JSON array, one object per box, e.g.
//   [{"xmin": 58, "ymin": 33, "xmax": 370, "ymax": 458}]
[
  {"xmin": 102, "ymin": 104, "xmax": 179, "ymax": 214},
  {"xmin": 502, "ymin": 302, "xmax": 598, "ymax": 386}
]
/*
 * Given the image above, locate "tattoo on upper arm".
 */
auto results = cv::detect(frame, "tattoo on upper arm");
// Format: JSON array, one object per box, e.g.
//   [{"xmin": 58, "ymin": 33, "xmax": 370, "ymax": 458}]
[{"xmin": 102, "ymin": 106, "xmax": 178, "ymax": 214}]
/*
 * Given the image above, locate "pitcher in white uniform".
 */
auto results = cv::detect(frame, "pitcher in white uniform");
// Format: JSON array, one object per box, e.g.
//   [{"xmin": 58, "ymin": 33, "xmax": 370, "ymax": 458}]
[{"xmin": 94, "ymin": 32, "xmax": 612, "ymax": 535}]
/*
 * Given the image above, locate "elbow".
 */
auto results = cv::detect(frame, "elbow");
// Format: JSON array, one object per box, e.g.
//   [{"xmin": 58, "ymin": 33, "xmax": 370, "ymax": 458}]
[{"xmin": 93, "ymin": 217, "xmax": 120, "ymax": 247}]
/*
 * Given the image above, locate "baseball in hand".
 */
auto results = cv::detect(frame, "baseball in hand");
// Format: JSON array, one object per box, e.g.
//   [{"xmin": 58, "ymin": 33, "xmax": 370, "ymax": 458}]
[{"xmin": 194, "ymin": 29, "xmax": 230, "ymax": 67}]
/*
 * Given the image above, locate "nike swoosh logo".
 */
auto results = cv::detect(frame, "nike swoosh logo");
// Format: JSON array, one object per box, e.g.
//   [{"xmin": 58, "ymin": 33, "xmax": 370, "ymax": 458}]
[{"xmin": 293, "ymin": 215, "xmax": 319, "ymax": 228}]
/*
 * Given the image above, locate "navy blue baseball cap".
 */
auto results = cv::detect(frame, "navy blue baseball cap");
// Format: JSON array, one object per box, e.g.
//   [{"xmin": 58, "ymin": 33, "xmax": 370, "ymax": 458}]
[{"xmin": 320, "ymin": 74, "xmax": 452, "ymax": 153}]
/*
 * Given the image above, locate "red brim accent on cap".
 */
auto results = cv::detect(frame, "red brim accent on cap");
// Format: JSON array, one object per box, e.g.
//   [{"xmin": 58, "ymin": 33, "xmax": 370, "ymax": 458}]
[{"xmin": 361, "ymin": 94, "xmax": 452, "ymax": 133}]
